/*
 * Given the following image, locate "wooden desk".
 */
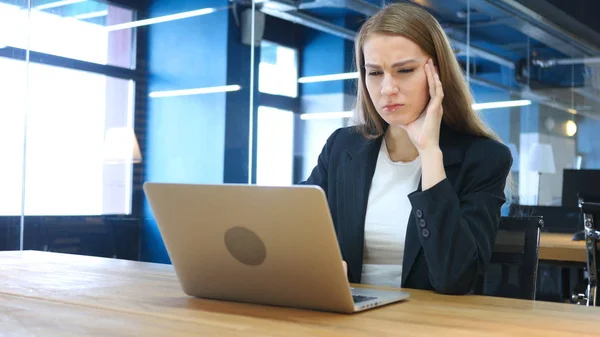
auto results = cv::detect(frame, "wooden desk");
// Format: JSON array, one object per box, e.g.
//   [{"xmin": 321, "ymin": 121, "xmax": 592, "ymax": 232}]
[
  {"xmin": 1, "ymin": 251, "xmax": 599, "ymax": 336},
  {"xmin": 539, "ymin": 232, "xmax": 587, "ymax": 263}
]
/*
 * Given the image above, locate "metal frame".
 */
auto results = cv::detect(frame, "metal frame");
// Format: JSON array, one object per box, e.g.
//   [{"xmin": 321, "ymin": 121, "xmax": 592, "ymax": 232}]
[
  {"xmin": 579, "ymin": 196, "xmax": 600, "ymax": 306},
  {"xmin": 472, "ymin": 0, "xmax": 600, "ymax": 57},
  {"xmin": 0, "ymin": 47, "xmax": 137, "ymax": 80}
]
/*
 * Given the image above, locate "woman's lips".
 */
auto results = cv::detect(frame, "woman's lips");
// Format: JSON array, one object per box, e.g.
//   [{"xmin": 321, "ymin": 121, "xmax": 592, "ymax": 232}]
[{"xmin": 383, "ymin": 104, "xmax": 404, "ymax": 112}]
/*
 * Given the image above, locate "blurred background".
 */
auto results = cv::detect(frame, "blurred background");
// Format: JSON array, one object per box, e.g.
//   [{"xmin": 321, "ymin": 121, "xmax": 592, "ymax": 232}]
[{"xmin": 1, "ymin": 0, "xmax": 599, "ymax": 301}]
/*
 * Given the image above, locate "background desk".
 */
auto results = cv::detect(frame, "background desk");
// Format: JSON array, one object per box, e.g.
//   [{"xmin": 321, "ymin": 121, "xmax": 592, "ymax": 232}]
[
  {"xmin": 539, "ymin": 232, "xmax": 587, "ymax": 263},
  {"xmin": 1, "ymin": 250, "xmax": 599, "ymax": 336}
]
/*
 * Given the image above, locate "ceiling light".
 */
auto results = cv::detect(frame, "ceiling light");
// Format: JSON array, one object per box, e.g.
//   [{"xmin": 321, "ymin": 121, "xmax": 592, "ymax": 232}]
[
  {"xmin": 472, "ymin": 100, "xmax": 531, "ymax": 110},
  {"xmin": 298, "ymin": 72, "xmax": 359, "ymax": 83},
  {"xmin": 72, "ymin": 10, "xmax": 108, "ymax": 20},
  {"xmin": 106, "ymin": 7, "xmax": 218, "ymax": 32},
  {"xmin": 565, "ymin": 120, "xmax": 577, "ymax": 137},
  {"xmin": 34, "ymin": 0, "xmax": 86, "ymax": 11},
  {"xmin": 300, "ymin": 111, "xmax": 353, "ymax": 120},
  {"xmin": 149, "ymin": 85, "xmax": 241, "ymax": 98}
]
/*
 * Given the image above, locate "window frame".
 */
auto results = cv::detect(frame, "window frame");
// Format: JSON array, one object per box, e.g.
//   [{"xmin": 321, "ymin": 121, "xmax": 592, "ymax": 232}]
[{"xmin": 0, "ymin": 3, "xmax": 142, "ymax": 218}]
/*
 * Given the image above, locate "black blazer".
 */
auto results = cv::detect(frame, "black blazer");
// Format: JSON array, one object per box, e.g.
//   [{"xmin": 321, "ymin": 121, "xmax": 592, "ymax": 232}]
[{"xmin": 300, "ymin": 123, "xmax": 512, "ymax": 295}]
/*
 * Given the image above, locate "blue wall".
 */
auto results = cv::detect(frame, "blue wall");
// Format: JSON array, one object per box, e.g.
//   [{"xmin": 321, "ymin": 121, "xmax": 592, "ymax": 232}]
[
  {"xmin": 471, "ymin": 83, "xmax": 512, "ymax": 143},
  {"xmin": 577, "ymin": 116, "xmax": 600, "ymax": 169},
  {"xmin": 300, "ymin": 18, "xmax": 352, "ymax": 96},
  {"xmin": 520, "ymin": 103, "xmax": 540, "ymax": 134},
  {"xmin": 142, "ymin": 0, "xmax": 230, "ymax": 263},
  {"xmin": 223, "ymin": 10, "xmax": 260, "ymax": 184}
]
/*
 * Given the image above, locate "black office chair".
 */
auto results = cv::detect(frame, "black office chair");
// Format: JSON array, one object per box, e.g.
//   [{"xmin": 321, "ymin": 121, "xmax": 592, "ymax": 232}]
[
  {"xmin": 474, "ymin": 216, "xmax": 544, "ymax": 300},
  {"xmin": 577, "ymin": 195, "xmax": 600, "ymax": 306}
]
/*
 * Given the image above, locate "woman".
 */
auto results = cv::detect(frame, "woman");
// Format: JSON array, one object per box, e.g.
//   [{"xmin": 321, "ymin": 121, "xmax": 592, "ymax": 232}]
[{"xmin": 301, "ymin": 3, "xmax": 512, "ymax": 295}]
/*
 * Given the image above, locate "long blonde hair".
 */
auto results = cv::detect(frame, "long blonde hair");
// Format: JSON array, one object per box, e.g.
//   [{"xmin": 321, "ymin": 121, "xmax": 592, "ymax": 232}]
[
  {"xmin": 354, "ymin": 3, "xmax": 514, "ymax": 201},
  {"xmin": 354, "ymin": 3, "xmax": 500, "ymax": 144}
]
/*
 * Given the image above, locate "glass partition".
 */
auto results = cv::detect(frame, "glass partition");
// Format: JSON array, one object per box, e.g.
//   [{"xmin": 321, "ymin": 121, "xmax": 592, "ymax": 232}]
[
  {"xmin": 0, "ymin": 0, "xmax": 258, "ymax": 263},
  {"xmin": 5, "ymin": 0, "xmax": 600, "ymax": 270},
  {"xmin": 2, "ymin": 0, "xmax": 135, "ymax": 68},
  {"xmin": 254, "ymin": 0, "xmax": 600, "ymax": 210},
  {"xmin": 0, "ymin": 0, "xmax": 28, "ymax": 251}
]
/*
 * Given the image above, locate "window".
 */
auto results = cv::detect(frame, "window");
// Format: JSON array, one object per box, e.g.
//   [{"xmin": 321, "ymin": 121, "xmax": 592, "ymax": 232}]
[
  {"xmin": 0, "ymin": 57, "xmax": 135, "ymax": 216},
  {"xmin": 0, "ymin": 1, "xmax": 137, "ymax": 216},
  {"xmin": 256, "ymin": 106, "xmax": 294, "ymax": 186},
  {"xmin": 0, "ymin": 1, "xmax": 135, "ymax": 68},
  {"xmin": 259, "ymin": 41, "xmax": 298, "ymax": 98}
]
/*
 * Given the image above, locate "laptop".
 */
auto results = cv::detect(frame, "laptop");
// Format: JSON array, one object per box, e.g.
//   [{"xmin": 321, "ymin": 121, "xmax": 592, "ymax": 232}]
[{"xmin": 143, "ymin": 182, "xmax": 410, "ymax": 314}]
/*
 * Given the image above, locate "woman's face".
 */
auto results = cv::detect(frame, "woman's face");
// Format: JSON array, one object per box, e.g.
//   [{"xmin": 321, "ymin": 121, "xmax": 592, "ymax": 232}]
[{"xmin": 363, "ymin": 33, "xmax": 431, "ymax": 126}]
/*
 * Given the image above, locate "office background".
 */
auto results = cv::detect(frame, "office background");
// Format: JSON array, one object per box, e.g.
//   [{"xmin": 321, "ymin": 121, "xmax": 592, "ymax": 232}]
[{"xmin": 0, "ymin": 0, "xmax": 599, "ymax": 293}]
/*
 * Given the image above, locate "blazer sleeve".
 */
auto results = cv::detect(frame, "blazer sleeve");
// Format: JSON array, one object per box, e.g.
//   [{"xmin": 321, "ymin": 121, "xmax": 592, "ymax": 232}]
[
  {"xmin": 297, "ymin": 128, "xmax": 343, "ymax": 192},
  {"xmin": 407, "ymin": 140, "xmax": 513, "ymax": 295}
]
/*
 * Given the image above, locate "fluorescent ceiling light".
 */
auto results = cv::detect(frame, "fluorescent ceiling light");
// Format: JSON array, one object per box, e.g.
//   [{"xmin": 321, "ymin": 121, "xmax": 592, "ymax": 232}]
[
  {"xmin": 298, "ymin": 72, "xmax": 359, "ymax": 83},
  {"xmin": 35, "ymin": 0, "xmax": 86, "ymax": 11},
  {"xmin": 73, "ymin": 10, "xmax": 108, "ymax": 20},
  {"xmin": 300, "ymin": 99, "xmax": 531, "ymax": 119},
  {"xmin": 149, "ymin": 85, "xmax": 241, "ymax": 98},
  {"xmin": 106, "ymin": 7, "xmax": 218, "ymax": 32},
  {"xmin": 300, "ymin": 111, "xmax": 353, "ymax": 120},
  {"xmin": 472, "ymin": 100, "xmax": 531, "ymax": 110}
]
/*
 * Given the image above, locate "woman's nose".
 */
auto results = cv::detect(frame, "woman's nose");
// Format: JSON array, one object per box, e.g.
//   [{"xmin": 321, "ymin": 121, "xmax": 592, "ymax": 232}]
[{"xmin": 380, "ymin": 74, "xmax": 399, "ymax": 96}]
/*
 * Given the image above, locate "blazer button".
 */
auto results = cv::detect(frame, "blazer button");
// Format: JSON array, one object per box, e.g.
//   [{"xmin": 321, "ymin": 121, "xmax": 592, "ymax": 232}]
[
  {"xmin": 419, "ymin": 219, "xmax": 427, "ymax": 228},
  {"xmin": 422, "ymin": 228, "xmax": 430, "ymax": 238},
  {"xmin": 415, "ymin": 209, "xmax": 423, "ymax": 218}
]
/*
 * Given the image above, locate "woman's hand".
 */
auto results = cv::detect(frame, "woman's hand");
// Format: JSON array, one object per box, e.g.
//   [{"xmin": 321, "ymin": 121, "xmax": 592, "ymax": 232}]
[
  {"xmin": 403, "ymin": 58, "xmax": 446, "ymax": 190},
  {"xmin": 400, "ymin": 58, "xmax": 444, "ymax": 154}
]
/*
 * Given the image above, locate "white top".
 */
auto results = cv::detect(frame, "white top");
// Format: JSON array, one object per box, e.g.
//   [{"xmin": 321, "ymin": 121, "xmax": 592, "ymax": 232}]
[{"xmin": 361, "ymin": 138, "xmax": 422, "ymax": 288}]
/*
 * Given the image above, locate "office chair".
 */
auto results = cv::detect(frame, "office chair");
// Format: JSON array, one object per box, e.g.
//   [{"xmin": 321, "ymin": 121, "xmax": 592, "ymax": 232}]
[
  {"xmin": 474, "ymin": 216, "xmax": 544, "ymax": 300},
  {"xmin": 576, "ymin": 196, "xmax": 599, "ymax": 306}
]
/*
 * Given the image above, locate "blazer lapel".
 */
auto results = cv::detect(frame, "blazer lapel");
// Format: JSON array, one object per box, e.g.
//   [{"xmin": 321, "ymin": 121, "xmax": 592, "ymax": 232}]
[{"xmin": 340, "ymin": 135, "xmax": 382, "ymax": 283}]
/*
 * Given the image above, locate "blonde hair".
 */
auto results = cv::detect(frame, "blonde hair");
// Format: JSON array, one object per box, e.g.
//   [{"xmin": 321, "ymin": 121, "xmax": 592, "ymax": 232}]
[
  {"xmin": 353, "ymin": 3, "xmax": 513, "ymax": 200},
  {"xmin": 354, "ymin": 3, "xmax": 500, "ymax": 144}
]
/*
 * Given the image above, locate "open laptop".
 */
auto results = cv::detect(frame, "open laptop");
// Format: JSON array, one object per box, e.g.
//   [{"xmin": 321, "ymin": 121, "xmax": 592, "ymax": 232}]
[{"xmin": 143, "ymin": 182, "xmax": 409, "ymax": 314}]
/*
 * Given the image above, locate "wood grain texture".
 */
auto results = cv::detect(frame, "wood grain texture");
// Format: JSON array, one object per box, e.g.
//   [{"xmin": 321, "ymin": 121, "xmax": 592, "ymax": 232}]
[
  {"xmin": 1, "ymin": 250, "xmax": 599, "ymax": 336},
  {"xmin": 539, "ymin": 233, "xmax": 587, "ymax": 263},
  {"xmin": 0, "ymin": 293, "xmax": 232, "ymax": 337}
]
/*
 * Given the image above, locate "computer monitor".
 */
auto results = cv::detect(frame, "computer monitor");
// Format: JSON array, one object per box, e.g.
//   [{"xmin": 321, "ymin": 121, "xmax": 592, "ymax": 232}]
[{"xmin": 561, "ymin": 169, "xmax": 600, "ymax": 208}]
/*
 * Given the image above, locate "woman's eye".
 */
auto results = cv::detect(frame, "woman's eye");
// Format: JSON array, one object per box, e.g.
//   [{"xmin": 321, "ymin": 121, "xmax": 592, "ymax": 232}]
[
  {"xmin": 398, "ymin": 69, "xmax": 414, "ymax": 74},
  {"xmin": 368, "ymin": 71, "xmax": 382, "ymax": 76}
]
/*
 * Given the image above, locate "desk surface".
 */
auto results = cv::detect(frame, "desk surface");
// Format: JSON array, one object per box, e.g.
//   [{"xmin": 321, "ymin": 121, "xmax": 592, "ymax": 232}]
[
  {"xmin": 1, "ymin": 250, "xmax": 599, "ymax": 336},
  {"xmin": 539, "ymin": 232, "xmax": 587, "ymax": 263}
]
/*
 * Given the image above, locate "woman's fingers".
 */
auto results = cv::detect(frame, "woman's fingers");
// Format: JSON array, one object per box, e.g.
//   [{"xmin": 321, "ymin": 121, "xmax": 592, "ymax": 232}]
[{"xmin": 426, "ymin": 59, "xmax": 436, "ymax": 99}]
